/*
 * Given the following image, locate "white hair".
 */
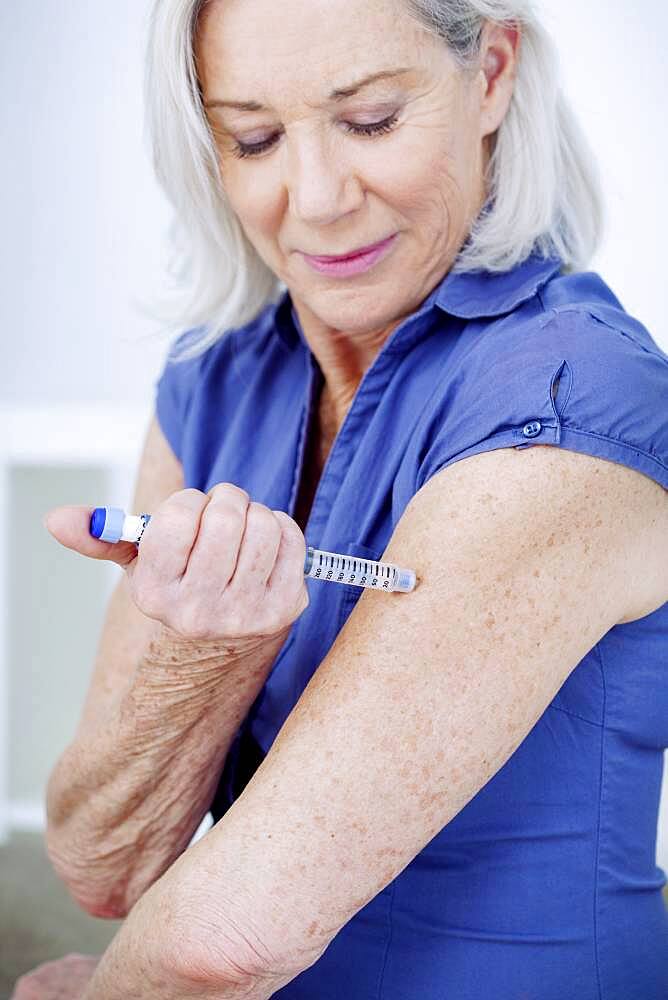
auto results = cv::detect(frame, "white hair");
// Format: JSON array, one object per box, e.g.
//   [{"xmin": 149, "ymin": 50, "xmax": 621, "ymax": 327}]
[{"xmin": 143, "ymin": 0, "xmax": 605, "ymax": 361}]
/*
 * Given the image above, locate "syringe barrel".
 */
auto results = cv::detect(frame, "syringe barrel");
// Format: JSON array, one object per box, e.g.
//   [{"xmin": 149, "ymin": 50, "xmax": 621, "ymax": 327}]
[{"xmin": 305, "ymin": 545, "xmax": 416, "ymax": 592}]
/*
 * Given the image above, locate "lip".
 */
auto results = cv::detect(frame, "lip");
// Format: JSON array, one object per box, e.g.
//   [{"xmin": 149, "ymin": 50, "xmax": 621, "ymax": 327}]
[{"xmin": 301, "ymin": 234, "xmax": 397, "ymax": 277}]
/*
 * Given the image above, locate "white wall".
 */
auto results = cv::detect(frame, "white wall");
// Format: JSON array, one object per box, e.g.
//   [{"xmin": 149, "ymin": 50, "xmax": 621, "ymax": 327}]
[
  {"xmin": 0, "ymin": 0, "xmax": 170, "ymax": 406},
  {"xmin": 541, "ymin": 0, "xmax": 667, "ymax": 337},
  {"xmin": 0, "ymin": 2, "xmax": 666, "ymax": 865}
]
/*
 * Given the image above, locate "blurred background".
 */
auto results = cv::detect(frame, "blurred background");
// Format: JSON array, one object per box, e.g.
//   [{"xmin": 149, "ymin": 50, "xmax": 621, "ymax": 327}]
[{"xmin": 0, "ymin": 0, "xmax": 666, "ymax": 994}]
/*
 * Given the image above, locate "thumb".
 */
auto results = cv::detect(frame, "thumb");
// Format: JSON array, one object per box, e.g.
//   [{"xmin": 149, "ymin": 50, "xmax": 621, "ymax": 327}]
[{"xmin": 43, "ymin": 506, "xmax": 138, "ymax": 568}]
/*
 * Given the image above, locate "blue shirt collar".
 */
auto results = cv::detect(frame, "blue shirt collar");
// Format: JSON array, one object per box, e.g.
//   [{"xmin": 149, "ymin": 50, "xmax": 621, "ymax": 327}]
[{"xmin": 271, "ymin": 249, "xmax": 563, "ymax": 349}]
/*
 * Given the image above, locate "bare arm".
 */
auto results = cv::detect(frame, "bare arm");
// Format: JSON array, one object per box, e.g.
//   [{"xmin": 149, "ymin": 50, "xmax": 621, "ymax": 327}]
[
  {"xmin": 77, "ymin": 446, "xmax": 668, "ymax": 998},
  {"xmin": 44, "ymin": 414, "xmax": 289, "ymax": 918}
]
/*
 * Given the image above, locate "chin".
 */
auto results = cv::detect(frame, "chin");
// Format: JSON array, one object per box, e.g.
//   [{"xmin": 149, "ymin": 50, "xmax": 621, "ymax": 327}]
[{"xmin": 310, "ymin": 289, "xmax": 401, "ymax": 333}]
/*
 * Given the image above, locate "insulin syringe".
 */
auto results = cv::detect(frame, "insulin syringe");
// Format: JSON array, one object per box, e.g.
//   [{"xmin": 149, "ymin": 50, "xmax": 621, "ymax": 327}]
[{"xmin": 89, "ymin": 507, "xmax": 417, "ymax": 593}]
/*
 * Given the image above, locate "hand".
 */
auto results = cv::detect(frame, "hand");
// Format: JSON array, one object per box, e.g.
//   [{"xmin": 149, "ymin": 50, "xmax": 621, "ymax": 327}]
[
  {"xmin": 11, "ymin": 953, "xmax": 101, "ymax": 999},
  {"xmin": 44, "ymin": 484, "xmax": 309, "ymax": 646}
]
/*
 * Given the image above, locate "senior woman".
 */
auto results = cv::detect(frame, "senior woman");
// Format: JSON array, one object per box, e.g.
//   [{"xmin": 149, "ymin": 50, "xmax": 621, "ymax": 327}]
[{"xmin": 17, "ymin": 0, "xmax": 667, "ymax": 998}]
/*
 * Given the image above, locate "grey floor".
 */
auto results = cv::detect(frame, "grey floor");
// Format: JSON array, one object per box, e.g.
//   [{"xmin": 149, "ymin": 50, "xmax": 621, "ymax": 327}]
[{"xmin": 0, "ymin": 832, "xmax": 122, "ymax": 999}]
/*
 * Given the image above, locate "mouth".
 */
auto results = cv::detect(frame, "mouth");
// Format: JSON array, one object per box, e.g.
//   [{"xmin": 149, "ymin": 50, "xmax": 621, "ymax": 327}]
[
  {"xmin": 302, "ymin": 235, "xmax": 396, "ymax": 262},
  {"xmin": 300, "ymin": 234, "xmax": 398, "ymax": 278}
]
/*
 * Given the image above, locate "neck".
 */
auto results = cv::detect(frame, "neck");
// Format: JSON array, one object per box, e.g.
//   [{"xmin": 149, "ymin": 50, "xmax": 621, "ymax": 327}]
[{"xmin": 290, "ymin": 297, "xmax": 402, "ymax": 430}]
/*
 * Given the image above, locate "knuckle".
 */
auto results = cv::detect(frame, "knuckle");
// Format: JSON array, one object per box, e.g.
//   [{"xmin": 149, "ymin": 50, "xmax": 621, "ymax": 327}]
[
  {"xmin": 272, "ymin": 508, "xmax": 292, "ymax": 526},
  {"xmin": 171, "ymin": 488, "xmax": 207, "ymax": 508},
  {"xmin": 158, "ymin": 489, "xmax": 207, "ymax": 521},
  {"xmin": 204, "ymin": 503, "xmax": 245, "ymax": 535},
  {"xmin": 246, "ymin": 502, "xmax": 281, "ymax": 536},
  {"xmin": 179, "ymin": 488, "xmax": 207, "ymax": 500},
  {"xmin": 274, "ymin": 509, "xmax": 305, "ymax": 543},
  {"xmin": 208, "ymin": 482, "xmax": 250, "ymax": 503}
]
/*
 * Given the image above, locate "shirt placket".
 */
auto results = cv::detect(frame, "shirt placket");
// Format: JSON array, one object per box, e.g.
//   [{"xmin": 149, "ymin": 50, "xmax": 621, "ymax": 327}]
[{"xmin": 291, "ymin": 304, "xmax": 443, "ymax": 551}]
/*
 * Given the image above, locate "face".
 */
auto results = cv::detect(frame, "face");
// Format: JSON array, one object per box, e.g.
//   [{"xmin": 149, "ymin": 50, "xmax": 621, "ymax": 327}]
[{"xmin": 196, "ymin": 0, "xmax": 510, "ymax": 342}]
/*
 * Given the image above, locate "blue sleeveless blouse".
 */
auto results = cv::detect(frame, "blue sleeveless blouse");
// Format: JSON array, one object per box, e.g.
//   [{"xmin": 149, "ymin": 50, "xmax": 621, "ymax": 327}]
[{"xmin": 155, "ymin": 251, "xmax": 668, "ymax": 999}]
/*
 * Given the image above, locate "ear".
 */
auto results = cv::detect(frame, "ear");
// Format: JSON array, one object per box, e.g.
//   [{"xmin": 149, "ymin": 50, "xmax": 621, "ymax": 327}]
[{"xmin": 477, "ymin": 20, "xmax": 521, "ymax": 139}]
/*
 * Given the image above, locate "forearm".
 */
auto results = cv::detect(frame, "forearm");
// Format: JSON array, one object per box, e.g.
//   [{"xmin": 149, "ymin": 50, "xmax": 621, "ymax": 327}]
[
  {"xmin": 81, "ymin": 947, "xmax": 287, "ymax": 1000},
  {"xmin": 79, "ymin": 871, "xmax": 296, "ymax": 1000},
  {"xmin": 46, "ymin": 624, "xmax": 287, "ymax": 916}
]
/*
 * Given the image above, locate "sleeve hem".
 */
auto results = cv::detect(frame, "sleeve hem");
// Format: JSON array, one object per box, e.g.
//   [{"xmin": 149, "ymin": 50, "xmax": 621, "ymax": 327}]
[
  {"xmin": 558, "ymin": 425, "xmax": 668, "ymax": 489},
  {"xmin": 417, "ymin": 423, "xmax": 668, "ymax": 492}
]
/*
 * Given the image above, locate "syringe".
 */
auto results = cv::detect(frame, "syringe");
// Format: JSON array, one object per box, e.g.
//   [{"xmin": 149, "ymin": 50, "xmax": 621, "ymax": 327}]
[{"xmin": 89, "ymin": 507, "xmax": 417, "ymax": 593}]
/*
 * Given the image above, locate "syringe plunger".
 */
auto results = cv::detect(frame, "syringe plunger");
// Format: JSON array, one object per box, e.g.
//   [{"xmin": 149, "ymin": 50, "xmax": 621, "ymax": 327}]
[{"xmin": 90, "ymin": 507, "xmax": 150, "ymax": 544}]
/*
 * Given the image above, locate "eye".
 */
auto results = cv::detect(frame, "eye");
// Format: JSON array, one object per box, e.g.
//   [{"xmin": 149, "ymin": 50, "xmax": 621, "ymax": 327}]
[{"xmin": 230, "ymin": 112, "xmax": 400, "ymax": 160}]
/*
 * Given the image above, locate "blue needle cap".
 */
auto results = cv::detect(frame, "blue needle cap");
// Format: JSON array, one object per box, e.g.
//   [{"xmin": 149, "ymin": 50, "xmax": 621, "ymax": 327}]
[{"xmin": 89, "ymin": 506, "xmax": 125, "ymax": 543}]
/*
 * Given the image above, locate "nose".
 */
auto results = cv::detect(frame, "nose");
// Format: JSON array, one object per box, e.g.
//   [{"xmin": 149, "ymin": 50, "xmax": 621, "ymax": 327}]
[{"xmin": 283, "ymin": 127, "xmax": 365, "ymax": 226}]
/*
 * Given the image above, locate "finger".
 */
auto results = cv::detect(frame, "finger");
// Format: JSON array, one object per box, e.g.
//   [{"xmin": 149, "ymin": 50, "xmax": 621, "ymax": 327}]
[
  {"xmin": 179, "ymin": 483, "xmax": 250, "ymax": 596},
  {"xmin": 130, "ymin": 489, "xmax": 208, "ymax": 586},
  {"xmin": 9, "ymin": 976, "xmax": 38, "ymax": 1000},
  {"xmin": 43, "ymin": 506, "xmax": 138, "ymax": 568},
  {"xmin": 229, "ymin": 501, "xmax": 283, "ymax": 591},
  {"xmin": 264, "ymin": 510, "xmax": 307, "ymax": 601}
]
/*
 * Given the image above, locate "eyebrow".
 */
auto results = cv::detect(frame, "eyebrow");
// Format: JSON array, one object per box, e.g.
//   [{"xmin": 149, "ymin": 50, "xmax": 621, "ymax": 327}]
[{"xmin": 203, "ymin": 67, "xmax": 413, "ymax": 111}]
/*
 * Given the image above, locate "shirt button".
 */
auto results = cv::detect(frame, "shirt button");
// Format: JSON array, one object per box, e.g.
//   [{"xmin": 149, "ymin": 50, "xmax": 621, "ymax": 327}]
[{"xmin": 522, "ymin": 420, "xmax": 542, "ymax": 438}]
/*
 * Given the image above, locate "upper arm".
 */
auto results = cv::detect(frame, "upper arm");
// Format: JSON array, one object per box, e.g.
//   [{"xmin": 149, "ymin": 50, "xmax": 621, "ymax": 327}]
[
  {"xmin": 164, "ymin": 444, "xmax": 666, "ymax": 983},
  {"xmin": 73, "ymin": 412, "xmax": 184, "ymax": 739},
  {"xmin": 615, "ymin": 465, "xmax": 668, "ymax": 622}
]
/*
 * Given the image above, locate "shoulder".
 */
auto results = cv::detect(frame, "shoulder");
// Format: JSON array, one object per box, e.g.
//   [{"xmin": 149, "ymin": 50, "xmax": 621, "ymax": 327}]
[
  {"xmin": 415, "ymin": 270, "xmax": 668, "ymax": 495},
  {"xmin": 405, "ymin": 269, "xmax": 668, "ymax": 624},
  {"xmin": 154, "ymin": 300, "xmax": 283, "ymax": 464},
  {"xmin": 166, "ymin": 301, "xmax": 283, "ymax": 375},
  {"xmin": 156, "ymin": 299, "xmax": 287, "ymax": 405},
  {"xmin": 517, "ymin": 275, "xmax": 668, "ymax": 485},
  {"xmin": 464, "ymin": 268, "xmax": 667, "ymax": 393}
]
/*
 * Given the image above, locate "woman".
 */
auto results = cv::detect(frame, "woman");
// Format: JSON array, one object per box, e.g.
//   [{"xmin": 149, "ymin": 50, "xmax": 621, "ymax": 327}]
[{"xmin": 15, "ymin": 0, "xmax": 667, "ymax": 998}]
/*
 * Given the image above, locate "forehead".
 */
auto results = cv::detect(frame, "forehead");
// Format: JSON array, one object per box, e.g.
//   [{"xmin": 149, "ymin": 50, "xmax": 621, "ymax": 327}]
[{"xmin": 195, "ymin": 0, "xmax": 443, "ymax": 103}]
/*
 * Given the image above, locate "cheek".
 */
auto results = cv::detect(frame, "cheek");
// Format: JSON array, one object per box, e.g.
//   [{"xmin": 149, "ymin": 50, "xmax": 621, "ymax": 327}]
[
  {"xmin": 382, "ymin": 139, "xmax": 468, "ymax": 232},
  {"xmin": 220, "ymin": 164, "xmax": 284, "ymax": 237},
  {"xmin": 390, "ymin": 112, "xmax": 473, "ymax": 194}
]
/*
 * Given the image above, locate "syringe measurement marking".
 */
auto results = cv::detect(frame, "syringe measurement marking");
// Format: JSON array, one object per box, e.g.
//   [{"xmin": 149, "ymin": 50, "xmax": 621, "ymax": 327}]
[
  {"xmin": 312, "ymin": 552, "xmax": 384, "ymax": 587},
  {"xmin": 305, "ymin": 549, "xmax": 403, "ymax": 590}
]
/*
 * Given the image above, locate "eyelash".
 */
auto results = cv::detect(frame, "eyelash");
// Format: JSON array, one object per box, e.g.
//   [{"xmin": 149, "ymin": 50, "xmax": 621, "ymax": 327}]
[{"xmin": 231, "ymin": 112, "xmax": 400, "ymax": 159}]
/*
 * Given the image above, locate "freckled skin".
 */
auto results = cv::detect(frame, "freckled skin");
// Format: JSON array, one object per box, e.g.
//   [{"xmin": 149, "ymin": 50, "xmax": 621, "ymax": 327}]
[{"xmin": 186, "ymin": 446, "xmax": 640, "ymax": 978}]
